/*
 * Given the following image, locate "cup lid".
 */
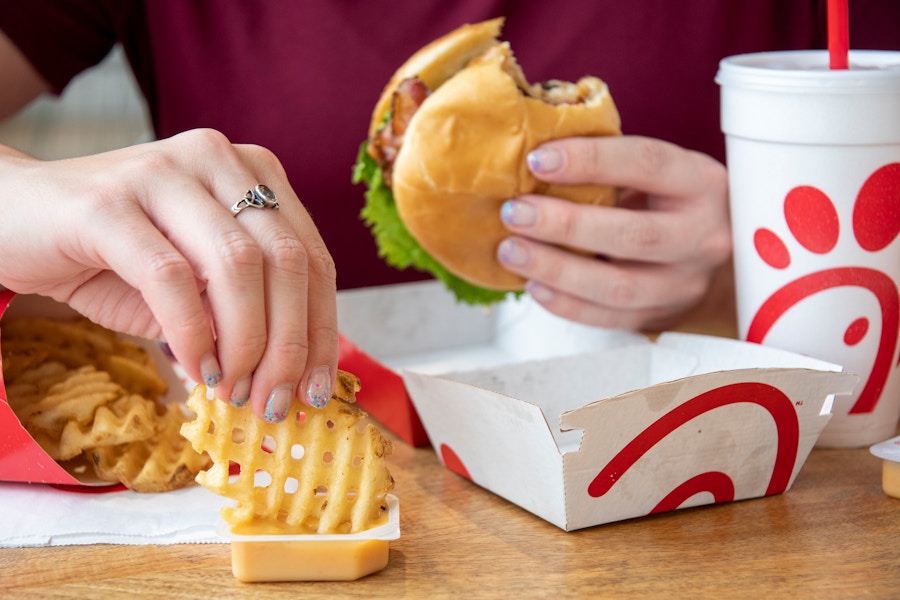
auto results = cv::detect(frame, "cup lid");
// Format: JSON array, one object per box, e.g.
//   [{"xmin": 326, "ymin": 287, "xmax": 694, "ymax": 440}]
[{"xmin": 716, "ymin": 50, "xmax": 900, "ymax": 94}]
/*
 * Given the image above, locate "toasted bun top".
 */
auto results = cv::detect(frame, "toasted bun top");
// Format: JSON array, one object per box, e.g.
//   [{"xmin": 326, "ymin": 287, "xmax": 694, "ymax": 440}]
[
  {"xmin": 368, "ymin": 18, "xmax": 504, "ymax": 139},
  {"xmin": 389, "ymin": 37, "xmax": 621, "ymax": 290}
]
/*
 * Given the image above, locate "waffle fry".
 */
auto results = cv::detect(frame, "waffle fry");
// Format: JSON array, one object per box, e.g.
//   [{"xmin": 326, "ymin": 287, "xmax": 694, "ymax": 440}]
[
  {"xmin": 2, "ymin": 316, "xmax": 167, "ymax": 397},
  {"xmin": 56, "ymin": 394, "xmax": 160, "ymax": 461},
  {"xmin": 92, "ymin": 404, "xmax": 212, "ymax": 493},
  {"xmin": 0, "ymin": 339, "xmax": 51, "ymax": 383},
  {"xmin": 2, "ymin": 361, "xmax": 70, "ymax": 413},
  {"xmin": 181, "ymin": 371, "xmax": 395, "ymax": 534},
  {"xmin": 1, "ymin": 317, "xmax": 115, "ymax": 370},
  {"xmin": 1, "ymin": 315, "xmax": 207, "ymax": 492},
  {"xmin": 97, "ymin": 353, "xmax": 168, "ymax": 399},
  {"xmin": 16, "ymin": 366, "xmax": 126, "ymax": 433}
]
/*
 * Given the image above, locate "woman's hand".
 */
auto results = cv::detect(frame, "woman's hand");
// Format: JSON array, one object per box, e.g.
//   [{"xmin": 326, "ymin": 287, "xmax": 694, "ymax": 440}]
[
  {"xmin": 0, "ymin": 128, "xmax": 338, "ymax": 421},
  {"xmin": 498, "ymin": 135, "xmax": 731, "ymax": 331}
]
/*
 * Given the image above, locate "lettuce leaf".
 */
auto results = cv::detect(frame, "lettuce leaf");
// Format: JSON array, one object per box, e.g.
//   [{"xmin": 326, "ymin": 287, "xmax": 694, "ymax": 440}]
[{"xmin": 352, "ymin": 142, "xmax": 513, "ymax": 306}]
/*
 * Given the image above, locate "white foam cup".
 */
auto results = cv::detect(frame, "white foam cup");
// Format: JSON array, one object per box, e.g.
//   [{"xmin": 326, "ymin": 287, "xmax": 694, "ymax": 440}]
[{"xmin": 717, "ymin": 50, "xmax": 900, "ymax": 447}]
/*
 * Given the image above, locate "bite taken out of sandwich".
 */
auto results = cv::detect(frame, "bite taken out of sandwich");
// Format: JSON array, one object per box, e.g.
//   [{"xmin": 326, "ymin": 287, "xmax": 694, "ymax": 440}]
[{"xmin": 353, "ymin": 17, "xmax": 621, "ymax": 305}]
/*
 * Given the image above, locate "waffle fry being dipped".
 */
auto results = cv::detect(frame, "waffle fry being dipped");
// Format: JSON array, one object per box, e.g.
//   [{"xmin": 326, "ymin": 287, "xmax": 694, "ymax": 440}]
[{"xmin": 181, "ymin": 370, "xmax": 395, "ymax": 535}]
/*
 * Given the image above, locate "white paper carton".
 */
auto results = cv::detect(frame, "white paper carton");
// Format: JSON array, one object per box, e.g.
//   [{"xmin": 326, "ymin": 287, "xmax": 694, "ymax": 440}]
[{"xmin": 337, "ymin": 281, "xmax": 859, "ymax": 531}]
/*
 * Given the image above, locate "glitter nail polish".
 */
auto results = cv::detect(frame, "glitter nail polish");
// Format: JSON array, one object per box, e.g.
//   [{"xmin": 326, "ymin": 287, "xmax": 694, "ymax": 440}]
[
  {"xmin": 264, "ymin": 386, "xmax": 292, "ymax": 423},
  {"xmin": 229, "ymin": 376, "xmax": 251, "ymax": 408},
  {"xmin": 200, "ymin": 354, "xmax": 223, "ymax": 388},
  {"xmin": 306, "ymin": 365, "xmax": 332, "ymax": 408}
]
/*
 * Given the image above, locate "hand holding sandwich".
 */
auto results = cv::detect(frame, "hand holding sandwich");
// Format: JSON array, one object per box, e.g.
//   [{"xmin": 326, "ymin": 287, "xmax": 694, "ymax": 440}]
[
  {"xmin": 498, "ymin": 135, "xmax": 731, "ymax": 331},
  {"xmin": 357, "ymin": 18, "xmax": 732, "ymax": 331}
]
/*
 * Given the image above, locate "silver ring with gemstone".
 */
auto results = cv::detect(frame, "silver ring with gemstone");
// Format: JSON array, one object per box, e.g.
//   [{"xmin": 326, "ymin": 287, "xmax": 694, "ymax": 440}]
[{"xmin": 230, "ymin": 184, "xmax": 279, "ymax": 216}]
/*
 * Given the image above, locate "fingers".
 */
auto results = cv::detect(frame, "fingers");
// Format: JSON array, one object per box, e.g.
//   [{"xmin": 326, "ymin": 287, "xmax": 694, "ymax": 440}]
[
  {"xmin": 500, "ymin": 194, "xmax": 681, "ymax": 263},
  {"xmin": 526, "ymin": 279, "xmax": 697, "ymax": 331},
  {"xmin": 527, "ymin": 135, "xmax": 724, "ymax": 199},
  {"xmin": 229, "ymin": 143, "xmax": 338, "ymax": 421},
  {"xmin": 516, "ymin": 136, "xmax": 729, "ymax": 262},
  {"xmin": 498, "ymin": 235, "xmax": 707, "ymax": 329},
  {"xmin": 93, "ymin": 129, "xmax": 337, "ymax": 422},
  {"xmin": 497, "ymin": 135, "xmax": 732, "ymax": 331},
  {"xmin": 99, "ymin": 133, "xmax": 267, "ymax": 412},
  {"xmin": 82, "ymin": 183, "xmax": 224, "ymax": 389}
]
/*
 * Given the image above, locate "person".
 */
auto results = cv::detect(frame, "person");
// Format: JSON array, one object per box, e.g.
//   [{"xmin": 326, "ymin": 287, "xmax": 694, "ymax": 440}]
[{"xmin": 0, "ymin": 1, "xmax": 897, "ymax": 423}]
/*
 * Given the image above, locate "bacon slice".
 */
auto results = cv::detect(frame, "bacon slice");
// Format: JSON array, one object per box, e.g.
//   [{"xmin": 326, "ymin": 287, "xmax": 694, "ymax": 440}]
[{"xmin": 367, "ymin": 77, "xmax": 430, "ymax": 187}]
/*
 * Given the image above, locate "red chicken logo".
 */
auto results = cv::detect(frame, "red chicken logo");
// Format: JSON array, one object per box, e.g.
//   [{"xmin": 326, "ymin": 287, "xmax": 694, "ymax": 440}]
[{"xmin": 747, "ymin": 163, "xmax": 900, "ymax": 415}]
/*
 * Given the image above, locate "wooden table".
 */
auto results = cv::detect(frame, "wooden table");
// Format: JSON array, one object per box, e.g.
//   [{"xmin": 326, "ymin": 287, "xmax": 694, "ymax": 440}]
[{"xmin": 1, "ymin": 428, "xmax": 897, "ymax": 599}]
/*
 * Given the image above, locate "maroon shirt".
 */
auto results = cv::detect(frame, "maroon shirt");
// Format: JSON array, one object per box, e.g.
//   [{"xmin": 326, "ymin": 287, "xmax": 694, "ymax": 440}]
[{"xmin": 2, "ymin": 0, "xmax": 899, "ymax": 289}]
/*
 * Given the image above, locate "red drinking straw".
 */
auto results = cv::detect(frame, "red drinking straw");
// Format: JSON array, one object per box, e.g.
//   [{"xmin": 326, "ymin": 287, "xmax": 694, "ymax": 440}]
[{"xmin": 828, "ymin": 0, "xmax": 849, "ymax": 70}]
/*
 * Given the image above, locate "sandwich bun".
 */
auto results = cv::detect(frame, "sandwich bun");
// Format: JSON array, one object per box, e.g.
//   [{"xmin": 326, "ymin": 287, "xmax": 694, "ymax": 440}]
[{"xmin": 363, "ymin": 18, "xmax": 621, "ymax": 293}]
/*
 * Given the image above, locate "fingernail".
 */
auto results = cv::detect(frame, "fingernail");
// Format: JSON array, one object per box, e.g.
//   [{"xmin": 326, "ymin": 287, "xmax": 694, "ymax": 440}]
[
  {"xmin": 200, "ymin": 354, "xmax": 223, "ymax": 388},
  {"xmin": 497, "ymin": 238, "xmax": 530, "ymax": 266},
  {"xmin": 501, "ymin": 200, "xmax": 537, "ymax": 227},
  {"xmin": 264, "ymin": 385, "xmax": 293, "ymax": 423},
  {"xmin": 229, "ymin": 376, "xmax": 251, "ymax": 408},
  {"xmin": 306, "ymin": 365, "xmax": 332, "ymax": 408},
  {"xmin": 527, "ymin": 147, "xmax": 564, "ymax": 174},
  {"xmin": 527, "ymin": 280, "xmax": 556, "ymax": 303}
]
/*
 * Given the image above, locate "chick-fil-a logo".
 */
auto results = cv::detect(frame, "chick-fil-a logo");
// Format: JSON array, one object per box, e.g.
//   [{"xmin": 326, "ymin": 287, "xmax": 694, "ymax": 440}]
[
  {"xmin": 587, "ymin": 382, "xmax": 798, "ymax": 512},
  {"xmin": 746, "ymin": 163, "xmax": 900, "ymax": 415}
]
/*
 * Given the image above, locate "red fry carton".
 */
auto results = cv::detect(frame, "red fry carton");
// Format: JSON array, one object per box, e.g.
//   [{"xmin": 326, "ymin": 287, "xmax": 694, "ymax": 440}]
[
  {"xmin": 335, "ymin": 281, "xmax": 858, "ymax": 530},
  {"xmin": 338, "ymin": 334, "xmax": 428, "ymax": 447},
  {"xmin": 0, "ymin": 291, "xmax": 187, "ymax": 486}
]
